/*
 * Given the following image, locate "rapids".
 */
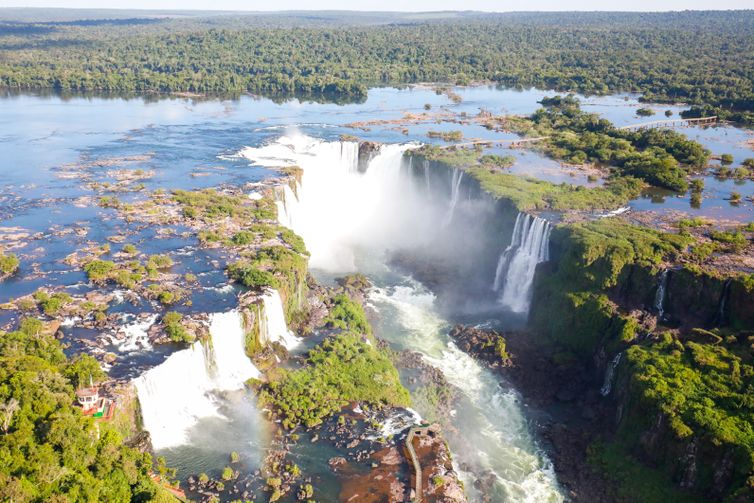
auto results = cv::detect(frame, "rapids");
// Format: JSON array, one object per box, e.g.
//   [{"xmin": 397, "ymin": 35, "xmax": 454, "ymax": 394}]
[{"xmin": 255, "ymin": 132, "xmax": 563, "ymax": 501}]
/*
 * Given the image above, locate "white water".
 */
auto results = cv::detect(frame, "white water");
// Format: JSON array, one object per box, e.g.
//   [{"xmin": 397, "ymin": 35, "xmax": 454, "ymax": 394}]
[
  {"xmin": 370, "ymin": 281, "xmax": 562, "ymax": 502},
  {"xmin": 442, "ymin": 168, "xmax": 464, "ymax": 227},
  {"xmin": 210, "ymin": 311, "xmax": 262, "ymax": 389},
  {"xmin": 111, "ymin": 314, "xmax": 157, "ymax": 352},
  {"xmin": 134, "ymin": 311, "xmax": 260, "ymax": 450},
  {"xmin": 245, "ymin": 132, "xmax": 561, "ymax": 501},
  {"xmin": 600, "ymin": 352, "xmax": 623, "ymax": 397},
  {"xmin": 655, "ymin": 269, "xmax": 669, "ymax": 320},
  {"xmin": 494, "ymin": 213, "xmax": 552, "ymax": 314},
  {"xmin": 241, "ymin": 132, "xmax": 422, "ymax": 272},
  {"xmin": 260, "ymin": 289, "xmax": 300, "ymax": 350}
]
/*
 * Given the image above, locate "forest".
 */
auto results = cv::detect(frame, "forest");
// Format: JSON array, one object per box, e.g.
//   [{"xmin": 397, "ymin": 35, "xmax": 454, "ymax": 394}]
[{"xmin": 0, "ymin": 10, "xmax": 753, "ymax": 120}]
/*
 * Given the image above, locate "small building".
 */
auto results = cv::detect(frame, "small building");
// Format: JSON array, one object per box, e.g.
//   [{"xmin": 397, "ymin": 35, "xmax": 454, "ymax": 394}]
[{"xmin": 75, "ymin": 387, "xmax": 115, "ymax": 420}]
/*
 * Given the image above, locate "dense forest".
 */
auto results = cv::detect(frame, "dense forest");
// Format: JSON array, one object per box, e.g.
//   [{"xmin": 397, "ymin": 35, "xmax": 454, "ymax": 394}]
[{"xmin": 0, "ymin": 10, "xmax": 753, "ymax": 120}]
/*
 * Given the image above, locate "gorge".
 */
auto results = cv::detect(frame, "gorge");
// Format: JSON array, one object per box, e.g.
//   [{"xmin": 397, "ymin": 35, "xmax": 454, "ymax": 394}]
[{"xmin": 0, "ymin": 81, "xmax": 752, "ymax": 503}]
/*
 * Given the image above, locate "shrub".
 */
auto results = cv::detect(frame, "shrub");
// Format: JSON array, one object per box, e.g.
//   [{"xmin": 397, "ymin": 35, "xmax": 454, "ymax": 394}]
[
  {"xmin": 259, "ymin": 333, "xmax": 410, "ymax": 429},
  {"xmin": 162, "ymin": 312, "xmax": 192, "ymax": 343},
  {"xmin": 324, "ymin": 294, "xmax": 371, "ymax": 334},
  {"xmin": 221, "ymin": 466, "xmax": 233, "ymax": 481},
  {"xmin": 0, "ymin": 253, "xmax": 19, "ymax": 276},
  {"xmin": 720, "ymin": 153, "xmax": 734, "ymax": 165},
  {"xmin": 226, "ymin": 262, "xmax": 278, "ymax": 289},
  {"xmin": 83, "ymin": 259, "xmax": 116, "ymax": 283},
  {"xmin": 122, "ymin": 244, "xmax": 138, "ymax": 255}
]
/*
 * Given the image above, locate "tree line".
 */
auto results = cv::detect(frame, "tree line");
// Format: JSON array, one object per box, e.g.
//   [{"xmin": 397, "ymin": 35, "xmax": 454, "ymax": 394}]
[{"xmin": 0, "ymin": 11, "xmax": 752, "ymax": 119}]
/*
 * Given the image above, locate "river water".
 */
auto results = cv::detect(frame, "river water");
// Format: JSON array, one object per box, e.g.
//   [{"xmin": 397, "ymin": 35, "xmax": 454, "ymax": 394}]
[{"xmin": 1, "ymin": 85, "xmax": 752, "ymax": 501}]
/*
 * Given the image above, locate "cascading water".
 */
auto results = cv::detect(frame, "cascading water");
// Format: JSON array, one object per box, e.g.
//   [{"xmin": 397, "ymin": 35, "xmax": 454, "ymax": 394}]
[
  {"xmin": 655, "ymin": 269, "xmax": 669, "ymax": 320},
  {"xmin": 442, "ymin": 169, "xmax": 464, "ymax": 227},
  {"xmin": 241, "ymin": 132, "xmax": 421, "ymax": 272},
  {"xmin": 260, "ymin": 288, "xmax": 300, "ymax": 350},
  {"xmin": 370, "ymin": 280, "xmax": 562, "ymax": 502},
  {"xmin": 600, "ymin": 352, "xmax": 623, "ymax": 396},
  {"xmin": 240, "ymin": 133, "xmax": 562, "ymax": 501},
  {"xmin": 714, "ymin": 279, "xmax": 732, "ymax": 326},
  {"xmin": 134, "ymin": 311, "xmax": 260, "ymax": 450},
  {"xmin": 493, "ymin": 212, "xmax": 552, "ymax": 314}
]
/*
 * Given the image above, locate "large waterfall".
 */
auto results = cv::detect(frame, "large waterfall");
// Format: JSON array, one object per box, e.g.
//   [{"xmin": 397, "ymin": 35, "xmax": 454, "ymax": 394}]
[
  {"xmin": 493, "ymin": 212, "xmax": 552, "ymax": 314},
  {"xmin": 134, "ymin": 311, "xmax": 260, "ymax": 450},
  {"xmin": 241, "ymin": 133, "xmax": 421, "ymax": 272}
]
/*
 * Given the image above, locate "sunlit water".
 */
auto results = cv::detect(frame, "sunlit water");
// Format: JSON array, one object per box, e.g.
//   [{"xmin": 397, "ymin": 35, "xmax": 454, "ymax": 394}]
[{"xmin": 0, "ymin": 85, "xmax": 751, "ymax": 495}]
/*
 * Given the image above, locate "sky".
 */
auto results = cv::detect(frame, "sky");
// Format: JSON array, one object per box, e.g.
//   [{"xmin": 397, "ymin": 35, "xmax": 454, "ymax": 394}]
[{"xmin": 0, "ymin": 0, "xmax": 751, "ymax": 11}]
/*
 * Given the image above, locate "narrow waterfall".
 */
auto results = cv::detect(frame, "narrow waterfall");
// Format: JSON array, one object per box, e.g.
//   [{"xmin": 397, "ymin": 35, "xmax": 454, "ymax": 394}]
[
  {"xmin": 423, "ymin": 159, "xmax": 431, "ymax": 195},
  {"xmin": 210, "ymin": 311, "xmax": 262, "ymax": 388},
  {"xmin": 600, "ymin": 352, "xmax": 623, "ymax": 396},
  {"xmin": 260, "ymin": 289, "xmax": 300, "ymax": 350},
  {"xmin": 275, "ymin": 183, "xmax": 299, "ymax": 229},
  {"xmin": 442, "ymin": 169, "xmax": 464, "ymax": 227},
  {"xmin": 134, "ymin": 311, "xmax": 260, "ymax": 450},
  {"xmin": 493, "ymin": 213, "xmax": 552, "ymax": 314},
  {"xmin": 714, "ymin": 279, "xmax": 732, "ymax": 327},
  {"xmin": 654, "ymin": 269, "xmax": 669, "ymax": 320}
]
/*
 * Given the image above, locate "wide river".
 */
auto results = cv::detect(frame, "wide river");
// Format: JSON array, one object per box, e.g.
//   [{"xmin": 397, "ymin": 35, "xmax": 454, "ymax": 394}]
[{"xmin": 1, "ymin": 86, "xmax": 751, "ymax": 501}]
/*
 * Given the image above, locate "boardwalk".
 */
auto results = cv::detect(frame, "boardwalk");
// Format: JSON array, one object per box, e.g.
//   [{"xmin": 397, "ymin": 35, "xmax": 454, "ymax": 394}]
[
  {"xmin": 618, "ymin": 116, "xmax": 718, "ymax": 131},
  {"xmin": 439, "ymin": 136, "xmax": 549, "ymax": 150},
  {"xmin": 405, "ymin": 427, "xmax": 423, "ymax": 502}
]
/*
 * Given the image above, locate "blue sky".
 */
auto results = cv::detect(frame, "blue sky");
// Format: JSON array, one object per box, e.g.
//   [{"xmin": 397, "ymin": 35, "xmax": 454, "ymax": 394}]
[{"xmin": 0, "ymin": 1, "xmax": 750, "ymax": 11}]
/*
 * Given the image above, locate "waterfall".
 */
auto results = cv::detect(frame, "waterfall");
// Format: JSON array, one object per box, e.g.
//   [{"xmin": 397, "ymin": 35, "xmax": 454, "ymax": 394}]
[
  {"xmin": 209, "ymin": 311, "xmax": 262, "ymax": 388},
  {"xmin": 423, "ymin": 159, "xmax": 431, "ymax": 195},
  {"xmin": 600, "ymin": 352, "xmax": 623, "ymax": 396},
  {"xmin": 714, "ymin": 279, "xmax": 732, "ymax": 327},
  {"xmin": 243, "ymin": 133, "xmax": 419, "ymax": 272},
  {"xmin": 260, "ymin": 289, "xmax": 300, "ymax": 350},
  {"xmin": 654, "ymin": 269, "xmax": 669, "ymax": 320},
  {"xmin": 493, "ymin": 213, "xmax": 552, "ymax": 314},
  {"xmin": 275, "ymin": 183, "xmax": 299, "ymax": 229},
  {"xmin": 134, "ymin": 311, "xmax": 260, "ymax": 450},
  {"xmin": 442, "ymin": 169, "xmax": 464, "ymax": 227}
]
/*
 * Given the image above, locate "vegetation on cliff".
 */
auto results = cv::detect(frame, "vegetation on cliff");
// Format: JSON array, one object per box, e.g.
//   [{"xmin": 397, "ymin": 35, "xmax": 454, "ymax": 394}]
[
  {"xmin": 260, "ymin": 332, "xmax": 410, "ymax": 429},
  {"xmin": 469, "ymin": 167, "xmax": 643, "ymax": 211},
  {"xmin": 0, "ymin": 318, "xmax": 168, "ymax": 502}
]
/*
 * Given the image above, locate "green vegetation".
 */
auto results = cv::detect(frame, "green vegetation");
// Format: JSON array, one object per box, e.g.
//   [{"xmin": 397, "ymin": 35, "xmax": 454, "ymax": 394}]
[
  {"xmin": 531, "ymin": 220, "xmax": 691, "ymax": 356},
  {"xmin": 260, "ymin": 332, "xmax": 410, "ymax": 429},
  {"xmin": 173, "ymin": 189, "xmax": 275, "ymax": 222},
  {"xmin": 1, "ymin": 11, "xmax": 753, "ymax": 121},
  {"xmin": 32, "ymin": 290, "xmax": 73, "ymax": 316},
  {"xmin": 619, "ymin": 334, "xmax": 754, "ymax": 499},
  {"xmin": 122, "ymin": 244, "xmax": 138, "ymax": 255},
  {"xmin": 524, "ymin": 97, "xmax": 709, "ymax": 191},
  {"xmin": 427, "ymin": 130, "xmax": 463, "ymax": 142},
  {"xmin": 0, "ymin": 253, "xmax": 19, "ymax": 277},
  {"xmin": 588, "ymin": 441, "xmax": 704, "ymax": 503},
  {"xmin": 323, "ymin": 293, "xmax": 371, "ymax": 335},
  {"xmin": 721, "ymin": 153, "xmax": 734, "ymax": 165},
  {"xmin": 0, "ymin": 318, "xmax": 166, "ymax": 501},
  {"xmin": 468, "ymin": 167, "xmax": 643, "ymax": 211},
  {"xmin": 162, "ymin": 311, "xmax": 193, "ymax": 343},
  {"xmin": 636, "ymin": 107, "xmax": 654, "ymax": 117},
  {"xmin": 479, "ymin": 154, "xmax": 515, "ymax": 169}
]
